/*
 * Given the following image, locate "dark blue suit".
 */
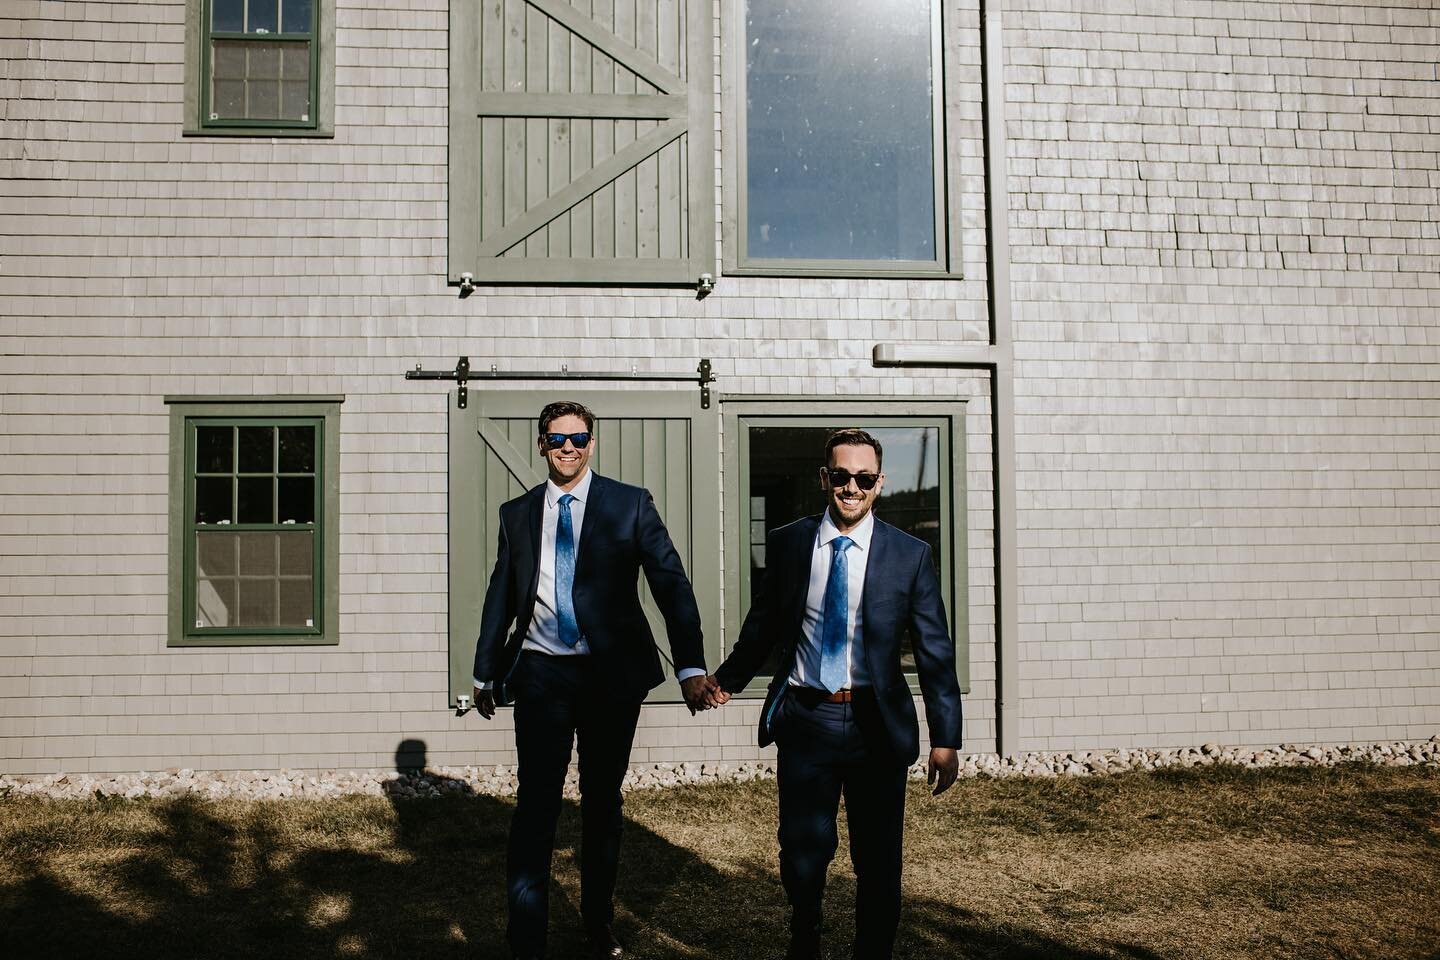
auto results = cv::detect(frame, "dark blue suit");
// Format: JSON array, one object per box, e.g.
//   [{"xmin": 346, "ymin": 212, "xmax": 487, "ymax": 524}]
[
  {"xmin": 474, "ymin": 473, "xmax": 704, "ymax": 956},
  {"xmin": 716, "ymin": 514, "xmax": 962, "ymax": 958}
]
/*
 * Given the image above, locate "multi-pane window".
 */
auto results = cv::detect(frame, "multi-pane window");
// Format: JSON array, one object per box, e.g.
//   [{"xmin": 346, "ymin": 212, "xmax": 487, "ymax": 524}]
[
  {"xmin": 728, "ymin": 0, "xmax": 956, "ymax": 276},
  {"xmin": 204, "ymin": 0, "xmax": 317, "ymax": 127},
  {"xmin": 190, "ymin": 420, "xmax": 320, "ymax": 633},
  {"xmin": 168, "ymin": 400, "xmax": 340, "ymax": 646}
]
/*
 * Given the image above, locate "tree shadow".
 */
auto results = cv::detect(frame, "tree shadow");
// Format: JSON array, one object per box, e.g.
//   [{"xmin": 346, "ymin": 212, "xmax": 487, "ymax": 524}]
[{"xmin": 0, "ymin": 742, "xmax": 1218, "ymax": 960}]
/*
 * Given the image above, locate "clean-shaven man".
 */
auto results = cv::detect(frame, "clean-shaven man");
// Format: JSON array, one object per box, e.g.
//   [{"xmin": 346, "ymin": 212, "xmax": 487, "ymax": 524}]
[
  {"xmin": 708, "ymin": 428, "xmax": 962, "ymax": 960},
  {"xmin": 472, "ymin": 400, "xmax": 715, "ymax": 960}
]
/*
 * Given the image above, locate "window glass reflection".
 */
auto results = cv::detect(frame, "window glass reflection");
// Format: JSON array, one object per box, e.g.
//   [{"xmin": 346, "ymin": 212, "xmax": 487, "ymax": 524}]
[
  {"xmin": 237, "ymin": 477, "xmax": 274, "ymax": 523},
  {"xmin": 745, "ymin": 423, "xmax": 943, "ymax": 674},
  {"xmin": 196, "ymin": 531, "xmax": 238, "ymax": 577},
  {"xmin": 247, "ymin": 0, "xmax": 279, "ymax": 34},
  {"xmin": 278, "ymin": 477, "xmax": 315, "ymax": 524},
  {"xmin": 282, "ymin": 0, "xmax": 313, "ymax": 34},
  {"xmin": 745, "ymin": 0, "xmax": 937, "ymax": 262},
  {"xmin": 196, "ymin": 426, "xmax": 232, "ymax": 473},
  {"xmin": 238, "ymin": 425, "xmax": 274, "ymax": 473},
  {"xmin": 213, "ymin": 0, "xmax": 244, "ymax": 32},
  {"xmin": 238, "ymin": 579, "xmax": 277, "ymax": 626},
  {"xmin": 278, "ymin": 425, "xmax": 315, "ymax": 473},
  {"xmin": 278, "ymin": 578, "xmax": 314, "ymax": 627},
  {"xmin": 195, "ymin": 477, "xmax": 233, "ymax": 524},
  {"xmin": 195, "ymin": 578, "xmax": 236, "ymax": 627}
]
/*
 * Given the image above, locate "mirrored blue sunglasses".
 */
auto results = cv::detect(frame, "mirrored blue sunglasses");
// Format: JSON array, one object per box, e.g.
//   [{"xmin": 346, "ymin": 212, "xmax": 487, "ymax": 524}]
[{"xmin": 542, "ymin": 431, "xmax": 592, "ymax": 450}]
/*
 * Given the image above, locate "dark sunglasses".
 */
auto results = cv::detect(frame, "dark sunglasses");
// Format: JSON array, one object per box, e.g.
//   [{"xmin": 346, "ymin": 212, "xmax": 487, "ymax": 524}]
[
  {"xmin": 823, "ymin": 468, "xmax": 881, "ymax": 490},
  {"xmin": 541, "ymin": 431, "xmax": 592, "ymax": 450}
]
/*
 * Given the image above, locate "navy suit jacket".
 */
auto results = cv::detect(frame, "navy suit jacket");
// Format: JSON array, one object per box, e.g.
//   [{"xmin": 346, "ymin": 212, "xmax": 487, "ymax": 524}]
[
  {"xmin": 472, "ymin": 473, "xmax": 705, "ymax": 703},
  {"xmin": 715, "ymin": 514, "xmax": 963, "ymax": 765}
]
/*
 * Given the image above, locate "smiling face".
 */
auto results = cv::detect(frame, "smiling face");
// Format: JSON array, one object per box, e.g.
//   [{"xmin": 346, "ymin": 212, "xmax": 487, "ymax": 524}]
[
  {"xmin": 821, "ymin": 442, "xmax": 884, "ymax": 532},
  {"xmin": 538, "ymin": 412, "xmax": 595, "ymax": 490}
]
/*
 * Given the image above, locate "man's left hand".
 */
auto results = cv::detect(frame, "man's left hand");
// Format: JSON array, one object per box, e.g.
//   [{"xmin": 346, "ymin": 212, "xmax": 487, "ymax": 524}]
[
  {"xmin": 927, "ymin": 747, "xmax": 959, "ymax": 796},
  {"xmin": 679, "ymin": 674, "xmax": 717, "ymax": 715}
]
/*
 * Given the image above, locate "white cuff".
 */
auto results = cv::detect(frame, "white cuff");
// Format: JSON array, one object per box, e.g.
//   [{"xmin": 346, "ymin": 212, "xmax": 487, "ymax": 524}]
[
  {"xmin": 675, "ymin": 667, "xmax": 706, "ymax": 682},
  {"xmin": 472, "ymin": 678, "xmax": 492, "ymax": 690}
]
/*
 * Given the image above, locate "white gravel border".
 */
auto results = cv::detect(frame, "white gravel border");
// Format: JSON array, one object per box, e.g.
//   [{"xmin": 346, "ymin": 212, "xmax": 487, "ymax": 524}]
[{"xmin": 2, "ymin": 737, "xmax": 1434, "ymax": 802}]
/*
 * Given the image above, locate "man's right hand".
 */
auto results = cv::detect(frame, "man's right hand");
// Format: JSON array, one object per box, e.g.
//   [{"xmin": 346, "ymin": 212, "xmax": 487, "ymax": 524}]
[{"xmin": 473, "ymin": 685, "xmax": 495, "ymax": 719}]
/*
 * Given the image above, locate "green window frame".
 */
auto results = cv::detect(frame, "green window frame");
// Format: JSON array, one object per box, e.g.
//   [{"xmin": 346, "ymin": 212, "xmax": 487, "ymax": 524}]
[
  {"xmin": 184, "ymin": 0, "xmax": 336, "ymax": 136},
  {"xmin": 721, "ymin": 0, "xmax": 961, "ymax": 278},
  {"xmin": 166, "ymin": 397, "xmax": 342, "ymax": 646},
  {"xmin": 722, "ymin": 398, "xmax": 969, "ymax": 694}
]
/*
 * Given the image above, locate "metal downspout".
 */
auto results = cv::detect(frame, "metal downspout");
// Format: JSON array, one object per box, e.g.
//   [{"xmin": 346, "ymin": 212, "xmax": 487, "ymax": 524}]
[{"xmin": 982, "ymin": 0, "xmax": 1021, "ymax": 755}]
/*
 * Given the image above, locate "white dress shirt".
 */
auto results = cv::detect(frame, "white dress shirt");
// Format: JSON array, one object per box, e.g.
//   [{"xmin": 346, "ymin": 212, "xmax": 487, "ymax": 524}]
[
  {"xmin": 475, "ymin": 469, "xmax": 704, "ymax": 687},
  {"xmin": 789, "ymin": 509, "xmax": 873, "ymax": 690},
  {"xmin": 522, "ymin": 470, "xmax": 595, "ymax": 657}
]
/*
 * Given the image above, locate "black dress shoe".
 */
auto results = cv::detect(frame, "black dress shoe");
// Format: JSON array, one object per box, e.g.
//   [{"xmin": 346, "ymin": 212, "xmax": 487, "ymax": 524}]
[{"xmin": 586, "ymin": 924, "xmax": 624, "ymax": 959}]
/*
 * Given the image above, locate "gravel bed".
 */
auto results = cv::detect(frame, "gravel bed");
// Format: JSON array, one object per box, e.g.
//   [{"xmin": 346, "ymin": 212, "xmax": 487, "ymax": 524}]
[{"xmin": 2, "ymin": 737, "xmax": 1435, "ymax": 802}]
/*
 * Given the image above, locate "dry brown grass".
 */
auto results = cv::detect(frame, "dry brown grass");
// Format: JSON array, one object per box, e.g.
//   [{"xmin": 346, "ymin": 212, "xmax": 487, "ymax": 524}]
[{"xmin": 2, "ymin": 764, "xmax": 1437, "ymax": 959}]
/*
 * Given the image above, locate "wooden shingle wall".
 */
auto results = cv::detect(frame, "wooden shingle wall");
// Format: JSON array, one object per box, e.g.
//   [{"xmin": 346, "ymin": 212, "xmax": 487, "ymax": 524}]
[
  {"xmin": 1004, "ymin": 0, "xmax": 1440, "ymax": 748},
  {"xmin": 1, "ymin": 0, "xmax": 1436, "ymax": 774}
]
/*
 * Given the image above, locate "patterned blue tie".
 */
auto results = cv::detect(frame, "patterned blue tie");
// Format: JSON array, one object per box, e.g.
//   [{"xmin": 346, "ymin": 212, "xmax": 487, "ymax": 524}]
[
  {"xmin": 555, "ymin": 493, "xmax": 580, "ymax": 647},
  {"xmin": 818, "ymin": 536, "xmax": 854, "ymax": 693}
]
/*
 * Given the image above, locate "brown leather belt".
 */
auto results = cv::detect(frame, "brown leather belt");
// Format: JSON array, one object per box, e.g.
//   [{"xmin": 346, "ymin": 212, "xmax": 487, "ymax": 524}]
[{"xmin": 793, "ymin": 685, "xmax": 872, "ymax": 705}]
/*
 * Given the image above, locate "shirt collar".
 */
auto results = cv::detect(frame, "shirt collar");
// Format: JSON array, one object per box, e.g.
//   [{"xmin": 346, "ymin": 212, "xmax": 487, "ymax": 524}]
[
  {"xmin": 817, "ymin": 508, "xmax": 874, "ymax": 552},
  {"xmin": 545, "ymin": 468, "xmax": 594, "ymax": 508}
]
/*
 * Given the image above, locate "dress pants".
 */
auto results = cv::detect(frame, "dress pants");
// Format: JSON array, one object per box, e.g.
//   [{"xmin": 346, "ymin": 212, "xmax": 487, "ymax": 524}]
[
  {"xmin": 775, "ymin": 688, "xmax": 909, "ymax": 960},
  {"xmin": 506, "ymin": 651, "xmax": 644, "ymax": 957}
]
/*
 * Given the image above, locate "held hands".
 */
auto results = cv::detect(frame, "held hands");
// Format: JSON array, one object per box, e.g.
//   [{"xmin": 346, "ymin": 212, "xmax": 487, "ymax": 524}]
[
  {"xmin": 703, "ymin": 675, "xmax": 730, "ymax": 709},
  {"xmin": 475, "ymin": 677, "xmax": 726, "ymax": 717},
  {"xmin": 927, "ymin": 746, "xmax": 959, "ymax": 796},
  {"xmin": 680, "ymin": 675, "xmax": 731, "ymax": 715}
]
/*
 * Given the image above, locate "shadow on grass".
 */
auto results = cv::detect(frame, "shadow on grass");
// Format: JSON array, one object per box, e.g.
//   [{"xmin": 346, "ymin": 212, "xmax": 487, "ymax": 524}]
[{"xmin": 0, "ymin": 741, "xmax": 1167, "ymax": 960}]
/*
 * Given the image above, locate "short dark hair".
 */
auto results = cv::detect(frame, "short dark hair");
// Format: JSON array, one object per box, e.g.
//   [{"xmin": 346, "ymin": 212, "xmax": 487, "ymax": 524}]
[
  {"xmin": 538, "ymin": 400, "xmax": 595, "ymax": 435},
  {"xmin": 824, "ymin": 428, "xmax": 883, "ymax": 471}
]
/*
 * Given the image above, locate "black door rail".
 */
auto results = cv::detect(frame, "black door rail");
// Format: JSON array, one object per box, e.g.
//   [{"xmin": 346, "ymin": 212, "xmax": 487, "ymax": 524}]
[{"xmin": 405, "ymin": 357, "xmax": 714, "ymax": 409}]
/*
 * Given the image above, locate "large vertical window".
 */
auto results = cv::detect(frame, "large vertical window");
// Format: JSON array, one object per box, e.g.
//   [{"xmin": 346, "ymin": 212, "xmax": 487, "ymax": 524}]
[
  {"xmin": 167, "ymin": 399, "xmax": 341, "ymax": 646},
  {"xmin": 722, "ymin": 400, "xmax": 969, "ymax": 692},
  {"xmin": 726, "ymin": 0, "xmax": 957, "ymax": 276},
  {"xmin": 184, "ymin": 0, "xmax": 335, "ymax": 136}
]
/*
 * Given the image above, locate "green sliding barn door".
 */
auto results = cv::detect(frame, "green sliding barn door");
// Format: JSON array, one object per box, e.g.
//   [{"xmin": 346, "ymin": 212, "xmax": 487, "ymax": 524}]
[{"xmin": 448, "ymin": 390, "xmax": 721, "ymax": 705}]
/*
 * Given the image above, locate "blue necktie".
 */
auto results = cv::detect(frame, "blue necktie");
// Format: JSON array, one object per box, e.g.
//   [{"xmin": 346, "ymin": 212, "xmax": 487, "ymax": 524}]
[
  {"xmin": 818, "ymin": 536, "xmax": 853, "ymax": 693},
  {"xmin": 555, "ymin": 494, "xmax": 580, "ymax": 647}
]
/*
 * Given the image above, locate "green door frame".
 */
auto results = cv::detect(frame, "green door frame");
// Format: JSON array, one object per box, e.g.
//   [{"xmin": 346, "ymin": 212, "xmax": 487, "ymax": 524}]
[{"xmin": 448, "ymin": 388, "xmax": 723, "ymax": 705}]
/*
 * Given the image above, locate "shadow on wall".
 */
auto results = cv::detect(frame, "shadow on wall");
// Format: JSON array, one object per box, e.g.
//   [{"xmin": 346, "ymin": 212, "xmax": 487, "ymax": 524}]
[{"xmin": 0, "ymin": 739, "xmax": 1163, "ymax": 960}]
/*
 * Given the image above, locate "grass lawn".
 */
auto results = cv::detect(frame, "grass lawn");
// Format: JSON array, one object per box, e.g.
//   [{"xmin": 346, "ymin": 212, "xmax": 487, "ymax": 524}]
[{"xmin": 2, "ymin": 764, "xmax": 1437, "ymax": 959}]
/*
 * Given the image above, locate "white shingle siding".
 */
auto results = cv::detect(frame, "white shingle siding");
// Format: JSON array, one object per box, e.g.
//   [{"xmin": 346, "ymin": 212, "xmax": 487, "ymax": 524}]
[
  {"xmin": 1, "ymin": 0, "xmax": 1435, "ymax": 774},
  {"xmin": 1005, "ymin": 0, "xmax": 1440, "ymax": 752}
]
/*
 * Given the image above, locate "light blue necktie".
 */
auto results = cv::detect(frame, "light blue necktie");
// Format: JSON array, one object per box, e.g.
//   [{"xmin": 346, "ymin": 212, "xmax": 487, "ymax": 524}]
[
  {"xmin": 555, "ymin": 493, "xmax": 580, "ymax": 647},
  {"xmin": 818, "ymin": 536, "xmax": 853, "ymax": 693}
]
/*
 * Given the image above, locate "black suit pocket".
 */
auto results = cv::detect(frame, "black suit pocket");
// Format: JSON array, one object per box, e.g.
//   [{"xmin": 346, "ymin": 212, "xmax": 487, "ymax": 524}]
[{"xmin": 501, "ymin": 653, "xmax": 532, "ymax": 701}]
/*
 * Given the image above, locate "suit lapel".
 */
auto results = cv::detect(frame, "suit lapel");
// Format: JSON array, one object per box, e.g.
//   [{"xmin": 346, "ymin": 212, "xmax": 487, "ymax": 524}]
[
  {"xmin": 859, "ymin": 520, "xmax": 895, "ymax": 682},
  {"xmin": 524, "ymin": 484, "xmax": 544, "ymax": 602},
  {"xmin": 786, "ymin": 515, "xmax": 820, "ymax": 633},
  {"xmin": 574, "ymin": 472, "xmax": 605, "ymax": 574},
  {"xmin": 861, "ymin": 519, "xmax": 893, "ymax": 623}
]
